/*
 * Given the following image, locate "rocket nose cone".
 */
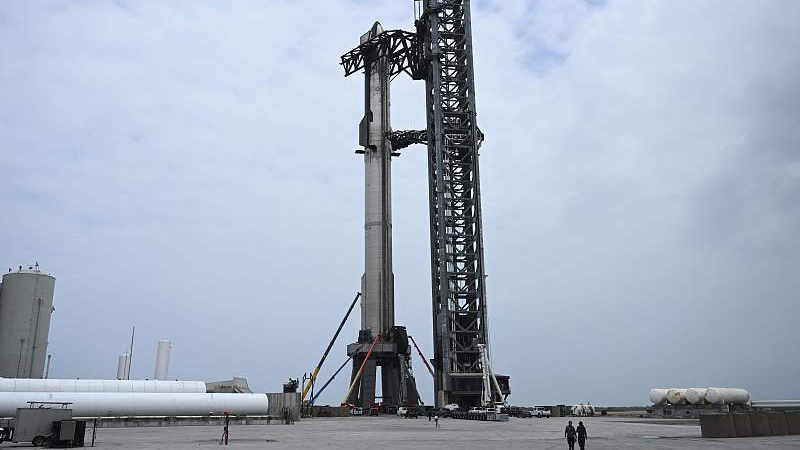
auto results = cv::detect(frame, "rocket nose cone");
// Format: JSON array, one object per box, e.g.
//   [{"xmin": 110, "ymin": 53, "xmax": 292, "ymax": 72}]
[
  {"xmin": 360, "ymin": 21, "xmax": 385, "ymax": 44},
  {"xmin": 370, "ymin": 21, "xmax": 384, "ymax": 38}
]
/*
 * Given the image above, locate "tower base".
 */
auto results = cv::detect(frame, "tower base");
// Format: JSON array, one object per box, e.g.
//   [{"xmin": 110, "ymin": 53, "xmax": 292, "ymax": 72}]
[{"xmin": 346, "ymin": 326, "xmax": 420, "ymax": 408}]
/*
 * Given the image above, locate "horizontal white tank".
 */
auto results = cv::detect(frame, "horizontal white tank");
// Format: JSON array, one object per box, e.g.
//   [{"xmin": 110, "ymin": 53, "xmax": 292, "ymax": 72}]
[
  {"xmin": 0, "ymin": 378, "xmax": 206, "ymax": 394},
  {"xmin": 685, "ymin": 388, "xmax": 708, "ymax": 405},
  {"xmin": 666, "ymin": 388, "xmax": 686, "ymax": 404},
  {"xmin": 705, "ymin": 388, "xmax": 750, "ymax": 405},
  {"xmin": 649, "ymin": 389, "xmax": 669, "ymax": 405},
  {"xmin": 571, "ymin": 404, "xmax": 595, "ymax": 416},
  {"xmin": 0, "ymin": 392, "xmax": 268, "ymax": 417}
]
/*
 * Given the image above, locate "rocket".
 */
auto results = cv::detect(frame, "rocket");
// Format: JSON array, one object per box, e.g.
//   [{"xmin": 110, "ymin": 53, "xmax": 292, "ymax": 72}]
[{"xmin": 359, "ymin": 21, "xmax": 394, "ymax": 337}]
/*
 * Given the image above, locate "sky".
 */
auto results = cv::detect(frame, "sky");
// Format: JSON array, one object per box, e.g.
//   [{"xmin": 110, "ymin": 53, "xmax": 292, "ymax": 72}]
[{"xmin": 0, "ymin": 0, "xmax": 798, "ymax": 407}]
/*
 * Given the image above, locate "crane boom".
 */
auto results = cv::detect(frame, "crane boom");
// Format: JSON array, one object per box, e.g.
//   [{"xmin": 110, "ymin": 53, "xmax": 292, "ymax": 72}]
[{"xmin": 301, "ymin": 292, "xmax": 361, "ymax": 403}]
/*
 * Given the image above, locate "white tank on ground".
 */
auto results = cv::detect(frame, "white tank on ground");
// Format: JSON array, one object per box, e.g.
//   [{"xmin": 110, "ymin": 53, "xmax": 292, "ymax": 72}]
[
  {"xmin": 154, "ymin": 340, "xmax": 171, "ymax": 381},
  {"xmin": 705, "ymin": 388, "xmax": 750, "ymax": 405},
  {"xmin": 685, "ymin": 388, "xmax": 708, "ymax": 405},
  {"xmin": 0, "ymin": 392, "xmax": 267, "ymax": 417},
  {"xmin": 0, "ymin": 266, "xmax": 56, "ymax": 378},
  {"xmin": 571, "ymin": 404, "xmax": 595, "ymax": 416},
  {"xmin": 0, "ymin": 378, "xmax": 206, "ymax": 394},
  {"xmin": 649, "ymin": 389, "xmax": 669, "ymax": 405},
  {"xmin": 666, "ymin": 388, "xmax": 687, "ymax": 404}
]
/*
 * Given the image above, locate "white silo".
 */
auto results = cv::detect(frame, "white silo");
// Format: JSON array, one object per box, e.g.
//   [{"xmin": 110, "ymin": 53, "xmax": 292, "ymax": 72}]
[
  {"xmin": 153, "ymin": 340, "xmax": 171, "ymax": 381},
  {"xmin": 117, "ymin": 354, "xmax": 131, "ymax": 380},
  {"xmin": 0, "ymin": 264, "xmax": 56, "ymax": 378}
]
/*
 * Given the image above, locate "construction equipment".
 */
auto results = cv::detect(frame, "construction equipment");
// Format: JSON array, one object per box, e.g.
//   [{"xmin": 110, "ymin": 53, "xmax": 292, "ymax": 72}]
[{"xmin": 300, "ymin": 292, "xmax": 361, "ymax": 404}]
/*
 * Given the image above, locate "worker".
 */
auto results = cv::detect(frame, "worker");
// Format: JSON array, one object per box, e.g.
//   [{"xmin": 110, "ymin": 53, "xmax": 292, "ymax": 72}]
[
  {"xmin": 434, "ymin": 413, "xmax": 440, "ymax": 428},
  {"xmin": 577, "ymin": 421, "xmax": 588, "ymax": 450},
  {"xmin": 564, "ymin": 420, "xmax": 577, "ymax": 450}
]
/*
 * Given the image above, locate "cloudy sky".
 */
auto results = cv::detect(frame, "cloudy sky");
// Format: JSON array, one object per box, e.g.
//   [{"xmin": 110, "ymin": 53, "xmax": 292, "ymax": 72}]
[{"xmin": 1, "ymin": 0, "xmax": 798, "ymax": 406}]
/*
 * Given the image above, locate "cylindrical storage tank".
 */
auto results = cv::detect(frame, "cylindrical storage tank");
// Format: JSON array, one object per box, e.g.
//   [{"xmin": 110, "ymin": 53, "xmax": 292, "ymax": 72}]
[
  {"xmin": 685, "ymin": 388, "xmax": 708, "ymax": 405},
  {"xmin": 666, "ymin": 389, "xmax": 687, "ymax": 405},
  {"xmin": 0, "ymin": 267, "xmax": 56, "ymax": 378},
  {"xmin": 154, "ymin": 340, "xmax": 171, "ymax": 381},
  {"xmin": 0, "ymin": 392, "xmax": 267, "ymax": 417},
  {"xmin": 649, "ymin": 389, "xmax": 669, "ymax": 405},
  {"xmin": 705, "ymin": 388, "xmax": 750, "ymax": 405},
  {"xmin": 116, "ymin": 355, "xmax": 131, "ymax": 380},
  {"xmin": 0, "ymin": 378, "xmax": 206, "ymax": 394}
]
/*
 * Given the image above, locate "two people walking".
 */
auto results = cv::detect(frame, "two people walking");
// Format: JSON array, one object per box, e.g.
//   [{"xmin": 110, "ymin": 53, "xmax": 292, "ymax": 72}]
[{"xmin": 564, "ymin": 420, "xmax": 587, "ymax": 450}]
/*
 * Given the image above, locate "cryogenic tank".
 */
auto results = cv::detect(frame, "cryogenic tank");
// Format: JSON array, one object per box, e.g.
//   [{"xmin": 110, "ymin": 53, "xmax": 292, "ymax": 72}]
[
  {"xmin": 705, "ymin": 388, "xmax": 750, "ymax": 405},
  {"xmin": 666, "ymin": 389, "xmax": 686, "ymax": 404},
  {"xmin": 0, "ymin": 266, "xmax": 56, "ymax": 378},
  {"xmin": 685, "ymin": 388, "xmax": 708, "ymax": 405},
  {"xmin": 649, "ymin": 389, "xmax": 669, "ymax": 405},
  {"xmin": 0, "ymin": 378, "xmax": 207, "ymax": 393},
  {"xmin": 571, "ymin": 404, "xmax": 595, "ymax": 416},
  {"xmin": 116, "ymin": 355, "xmax": 131, "ymax": 380},
  {"xmin": 154, "ymin": 340, "xmax": 171, "ymax": 381},
  {"xmin": 0, "ymin": 392, "xmax": 267, "ymax": 417}
]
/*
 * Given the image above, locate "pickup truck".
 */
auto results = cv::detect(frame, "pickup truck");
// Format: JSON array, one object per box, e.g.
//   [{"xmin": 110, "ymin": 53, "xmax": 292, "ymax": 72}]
[{"xmin": 532, "ymin": 406, "xmax": 551, "ymax": 418}]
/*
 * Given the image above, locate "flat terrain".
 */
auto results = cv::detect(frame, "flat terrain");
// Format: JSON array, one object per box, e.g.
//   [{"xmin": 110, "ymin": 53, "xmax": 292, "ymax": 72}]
[{"xmin": 3, "ymin": 416, "xmax": 800, "ymax": 449}]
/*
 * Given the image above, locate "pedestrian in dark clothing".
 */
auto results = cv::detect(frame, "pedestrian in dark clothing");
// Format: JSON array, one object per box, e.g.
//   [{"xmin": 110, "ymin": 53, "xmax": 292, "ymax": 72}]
[
  {"xmin": 564, "ymin": 420, "xmax": 577, "ymax": 450},
  {"xmin": 428, "ymin": 411, "xmax": 432, "ymax": 422},
  {"xmin": 577, "ymin": 421, "xmax": 588, "ymax": 450}
]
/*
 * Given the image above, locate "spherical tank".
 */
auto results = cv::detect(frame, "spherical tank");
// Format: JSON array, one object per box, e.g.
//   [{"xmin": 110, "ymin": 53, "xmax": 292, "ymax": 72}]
[
  {"xmin": 666, "ymin": 388, "xmax": 686, "ymax": 404},
  {"xmin": 649, "ymin": 389, "xmax": 669, "ymax": 405},
  {"xmin": 705, "ymin": 388, "xmax": 750, "ymax": 405},
  {"xmin": 685, "ymin": 388, "xmax": 708, "ymax": 405},
  {"xmin": 0, "ymin": 267, "xmax": 56, "ymax": 378}
]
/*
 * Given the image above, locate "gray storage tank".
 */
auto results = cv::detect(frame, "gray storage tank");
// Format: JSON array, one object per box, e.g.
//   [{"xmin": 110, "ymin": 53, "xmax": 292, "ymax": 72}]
[{"xmin": 0, "ymin": 264, "xmax": 56, "ymax": 378}]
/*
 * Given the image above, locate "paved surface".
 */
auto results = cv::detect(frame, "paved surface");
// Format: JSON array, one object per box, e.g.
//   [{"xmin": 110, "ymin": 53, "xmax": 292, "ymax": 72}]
[{"xmin": 3, "ymin": 416, "xmax": 800, "ymax": 449}]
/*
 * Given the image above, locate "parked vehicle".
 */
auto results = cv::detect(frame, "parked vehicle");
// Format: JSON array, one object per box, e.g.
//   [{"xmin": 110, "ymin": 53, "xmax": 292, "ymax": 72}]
[{"xmin": 533, "ymin": 406, "xmax": 551, "ymax": 418}]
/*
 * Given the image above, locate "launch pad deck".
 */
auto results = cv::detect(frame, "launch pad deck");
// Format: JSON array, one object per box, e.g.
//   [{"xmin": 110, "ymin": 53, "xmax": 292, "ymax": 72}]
[{"xmin": 13, "ymin": 416, "xmax": 798, "ymax": 449}]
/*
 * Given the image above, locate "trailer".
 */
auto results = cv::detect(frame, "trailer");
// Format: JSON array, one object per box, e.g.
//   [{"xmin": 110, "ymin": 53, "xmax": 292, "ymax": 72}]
[{"xmin": 0, "ymin": 402, "xmax": 85, "ymax": 447}]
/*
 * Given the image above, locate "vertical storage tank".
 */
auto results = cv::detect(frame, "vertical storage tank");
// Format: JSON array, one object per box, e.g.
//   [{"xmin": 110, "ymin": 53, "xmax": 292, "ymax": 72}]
[
  {"xmin": 0, "ymin": 265, "xmax": 56, "ymax": 378},
  {"xmin": 153, "ymin": 340, "xmax": 171, "ymax": 381}
]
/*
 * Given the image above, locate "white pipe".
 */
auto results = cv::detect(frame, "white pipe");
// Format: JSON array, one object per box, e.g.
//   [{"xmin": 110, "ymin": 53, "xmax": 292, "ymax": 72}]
[
  {"xmin": 0, "ymin": 378, "xmax": 206, "ymax": 394},
  {"xmin": 0, "ymin": 392, "xmax": 268, "ymax": 417},
  {"xmin": 154, "ymin": 340, "xmax": 171, "ymax": 381}
]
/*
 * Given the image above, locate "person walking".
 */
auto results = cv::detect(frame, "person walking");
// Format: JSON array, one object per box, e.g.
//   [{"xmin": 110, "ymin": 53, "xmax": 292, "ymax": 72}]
[
  {"xmin": 564, "ymin": 420, "xmax": 577, "ymax": 450},
  {"xmin": 577, "ymin": 421, "xmax": 588, "ymax": 450},
  {"xmin": 434, "ymin": 413, "xmax": 440, "ymax": 428}
]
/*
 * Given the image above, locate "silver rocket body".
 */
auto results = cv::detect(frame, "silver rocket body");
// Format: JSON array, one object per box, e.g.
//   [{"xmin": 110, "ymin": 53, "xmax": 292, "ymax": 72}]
[
  {"xmin": 359, "ymin": 22, "xmax": 394, "ymax": 337},
  {"xmin": 344, "ymin": 22, "xmax": 420, "ymax": 408}
]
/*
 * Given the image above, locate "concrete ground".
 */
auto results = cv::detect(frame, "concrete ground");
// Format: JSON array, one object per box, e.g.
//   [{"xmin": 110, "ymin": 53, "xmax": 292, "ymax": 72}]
[{"xmin": 3, "ymin": 416, "xmax": 800, "ymax": 449}]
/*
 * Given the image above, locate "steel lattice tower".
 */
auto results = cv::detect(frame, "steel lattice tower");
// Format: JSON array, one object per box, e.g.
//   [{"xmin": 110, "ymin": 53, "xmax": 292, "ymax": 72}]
[{"xmin": 418, "ymin": 0, "xmax": 502, "ymax": 408}]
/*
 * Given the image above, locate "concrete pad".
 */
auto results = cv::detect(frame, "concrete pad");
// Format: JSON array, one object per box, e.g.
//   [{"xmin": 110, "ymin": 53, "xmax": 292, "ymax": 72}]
[{"xmin": 4, "ymin": 416, "xmax": 797, "ymax": 450}]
